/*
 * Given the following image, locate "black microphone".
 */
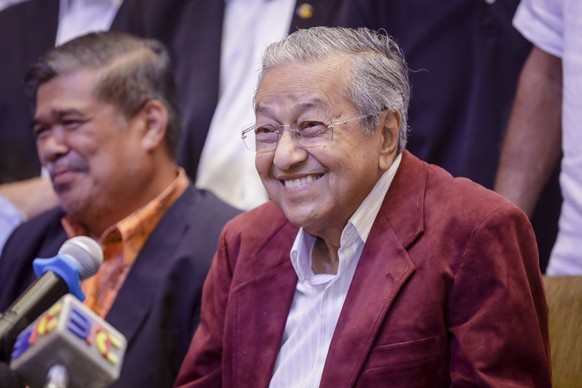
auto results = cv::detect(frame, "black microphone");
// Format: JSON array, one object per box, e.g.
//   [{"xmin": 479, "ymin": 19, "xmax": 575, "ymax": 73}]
[
  {"xmin": 10, "ymin": 294, "xmax": 127, "ymax": 388},
  {"xmin": 0, "ymin": 361, "xmax": 23, "ymax": 388},
  {"xmin": 0, "ymin": 236, "xmax": 103, "ymax": 361}
]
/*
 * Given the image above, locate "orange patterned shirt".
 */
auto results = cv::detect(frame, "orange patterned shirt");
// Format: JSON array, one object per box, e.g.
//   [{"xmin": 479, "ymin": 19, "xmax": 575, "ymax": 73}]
[{"xmin": 62, "ymin": 168, "xmax": 189, "ymax": 318}]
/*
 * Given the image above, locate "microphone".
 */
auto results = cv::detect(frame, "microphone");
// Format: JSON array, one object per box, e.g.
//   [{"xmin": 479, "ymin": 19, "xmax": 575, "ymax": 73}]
[
  {"xmin": 10, "ymin": 294, "xmax": 126, "ymax": 388},
  {"xmin": 0, "ymin": 361, "xmax": 23, "ymax": 388},
  {"xmin": 0, "ymin": 236, "xmax": 103, "ymax": 361}
]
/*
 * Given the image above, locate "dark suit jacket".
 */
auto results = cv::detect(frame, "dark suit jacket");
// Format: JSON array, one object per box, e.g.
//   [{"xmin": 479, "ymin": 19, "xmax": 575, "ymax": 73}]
[
  {"xmin": 0, "ymin": 0, "xmax": 59, "ymax": 183},
  {"xmin": 175, "ymin": 151, "xmax": 551, "ymax": 387},
  {"xmin": 335, "ymin": 0, "xmax": 529, "ymax": 187},
  {"xmin": 0, "ymin": 185, "xmax": 240, "ymax": 387},
  {"xmin": 111, "ymin": 0, "xmax": 344, "ymax": 181},
  {"xmin": 333, "ymin": 0, "xmax": 561, "ymax": 270}
]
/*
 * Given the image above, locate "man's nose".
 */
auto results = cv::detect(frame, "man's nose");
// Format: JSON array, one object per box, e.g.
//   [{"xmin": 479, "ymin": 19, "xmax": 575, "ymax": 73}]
[
  {"xmin": 272, "ymin": 129, "xmax": 307, "ymax": 170},
  {"xmin": 38, "ymin": 126, "xmax": 70, "ymax": 163}
]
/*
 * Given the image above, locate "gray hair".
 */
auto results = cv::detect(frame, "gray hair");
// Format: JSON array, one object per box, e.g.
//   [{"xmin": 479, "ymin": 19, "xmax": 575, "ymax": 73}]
[
  {"xmin": 26, "ymin": 31, "xmax": 181, "ymax": 156},
  {"xmin": 259, "ymin": 27, "xmax": 410, "ymax": 152}
]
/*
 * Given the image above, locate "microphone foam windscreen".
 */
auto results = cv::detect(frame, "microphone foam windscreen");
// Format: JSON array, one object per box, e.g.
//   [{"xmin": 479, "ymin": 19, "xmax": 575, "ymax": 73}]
[{"xmin": 58, "ymin": 237, "xmax": 103, "ymax": 279}]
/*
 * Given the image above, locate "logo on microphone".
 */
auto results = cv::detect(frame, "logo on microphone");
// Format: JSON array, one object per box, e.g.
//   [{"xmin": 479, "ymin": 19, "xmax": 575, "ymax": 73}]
[
  {"xmin": 12, "ymin": 299, "xmax": 124, "ymax": 364},
  {"xmin": 10, "ymin": 295, "xmax": 126, "ymax": 388}
]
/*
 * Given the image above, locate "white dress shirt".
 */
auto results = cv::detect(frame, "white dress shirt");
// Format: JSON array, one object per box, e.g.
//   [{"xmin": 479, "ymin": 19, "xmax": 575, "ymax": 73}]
[
  {"xmin": 195, "ymin": 0, "xmax": 295, "ymax": 210},
  {"xmin": 56, "ymin": 0, "xmax": 122, "ymax": 45},
  {"xmin": 0, "ymin": 0, "xmax": 27, "ymax": 12},
  {"xmin": 269, "ymin": 153, "xmax": 402, "ymax": 387}
]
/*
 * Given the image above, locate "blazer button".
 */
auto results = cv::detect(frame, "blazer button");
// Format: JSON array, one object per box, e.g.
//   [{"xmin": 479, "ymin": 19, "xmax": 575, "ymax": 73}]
[
  {"xmin": 484, "ymin": 0, "xmax": 496, "ymax": 4},
  {"xmin": 296, "ymin": 3, "xmax": 314, "ymax": 19}
]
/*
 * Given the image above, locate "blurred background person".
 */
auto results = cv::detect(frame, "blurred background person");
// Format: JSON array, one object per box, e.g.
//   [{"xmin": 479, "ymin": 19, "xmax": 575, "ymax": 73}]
[
  {"xmin": 112, "ymin": 0, "xmax": 344, "ymax": 210},
  {"xmin": 1, "ymin": 0, "xmax": 560, "ymax": 273},
  {"xmin": 495, "ymin": 0, "xmax": 582, "ymax": 275},
  {"xmin": 0, "ymin": 0, "xmax": 343, "ymax": 251},
  {"xmin": 333, "ymin": 0, "xmax": 561, "ymax": 271}
]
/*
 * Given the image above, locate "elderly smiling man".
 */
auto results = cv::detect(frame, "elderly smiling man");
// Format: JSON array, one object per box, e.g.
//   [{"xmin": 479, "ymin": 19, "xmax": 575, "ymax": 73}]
[{"xmin": 175, "ymin": 27, "xmax": 551, "ymax": 387}]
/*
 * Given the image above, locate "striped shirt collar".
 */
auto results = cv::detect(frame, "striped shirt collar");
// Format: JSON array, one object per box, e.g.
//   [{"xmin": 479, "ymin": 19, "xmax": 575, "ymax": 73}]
[{"xmin": 290, "ymin": 152, "xmax": 403, "ymax": 283}]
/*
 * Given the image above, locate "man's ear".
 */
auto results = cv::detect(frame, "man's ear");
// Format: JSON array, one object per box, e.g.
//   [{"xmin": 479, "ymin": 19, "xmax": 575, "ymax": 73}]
[
  {"xmin": 138, "ymin": 99, "xmax": 169, "ymax": 152},
  {"xmin": 379, "ymin": 110, "xmax": 400, "ymax": 171}
]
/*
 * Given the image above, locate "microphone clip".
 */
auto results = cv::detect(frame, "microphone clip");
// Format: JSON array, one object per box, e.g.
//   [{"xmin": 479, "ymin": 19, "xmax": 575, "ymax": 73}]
[{"xmin": 33, "ymin": 257, "xmax": 85, "ymax": 302}]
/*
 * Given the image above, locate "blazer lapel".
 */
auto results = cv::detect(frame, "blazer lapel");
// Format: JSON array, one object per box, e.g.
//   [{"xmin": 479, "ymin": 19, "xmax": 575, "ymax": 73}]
[
  {"xmin": 229, "ymin": 221, "xmax": 299, "ymax": 387},
  {"xmin": 320, "ymin": 151, "xmax": 427, "ymax": 387},
  {"xmin": 105, "ymin": 187, "xmax": 195, "ymax": 345}
]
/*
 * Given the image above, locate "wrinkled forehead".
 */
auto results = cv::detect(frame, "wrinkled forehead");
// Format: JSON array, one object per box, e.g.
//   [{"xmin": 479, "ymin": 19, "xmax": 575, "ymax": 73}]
[{"xmin": 255, "ymin": 95, "xmax": 334, "ymax": 120}]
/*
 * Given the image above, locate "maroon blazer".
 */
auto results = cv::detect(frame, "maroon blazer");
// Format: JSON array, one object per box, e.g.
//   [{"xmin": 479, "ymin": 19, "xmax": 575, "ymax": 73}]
[{"xmin": 175, "ymin": 151, "xmax": 551, "ymax": 387}]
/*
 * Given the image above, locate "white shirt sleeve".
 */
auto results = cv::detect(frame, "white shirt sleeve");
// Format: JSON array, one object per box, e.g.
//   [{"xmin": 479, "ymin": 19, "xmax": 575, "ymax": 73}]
[
  {"xmin": 0, "ymin": 194, "xmax": 26, "ymax": 255},
  {"xmin": 513, "ymin": 0, "xmax": 564, "ymax": 58}
]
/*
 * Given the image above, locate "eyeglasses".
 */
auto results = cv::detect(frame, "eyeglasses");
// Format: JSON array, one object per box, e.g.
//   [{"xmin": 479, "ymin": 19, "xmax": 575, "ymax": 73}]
[{"xmin": 241, "ymin": 113, "xmax": 371, "ymax": 153}]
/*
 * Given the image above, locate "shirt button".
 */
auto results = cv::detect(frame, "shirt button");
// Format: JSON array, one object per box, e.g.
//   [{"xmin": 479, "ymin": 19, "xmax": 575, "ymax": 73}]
[{"xmin": 296, "ymin": 3, "xmax": 314, "ymax": 19}]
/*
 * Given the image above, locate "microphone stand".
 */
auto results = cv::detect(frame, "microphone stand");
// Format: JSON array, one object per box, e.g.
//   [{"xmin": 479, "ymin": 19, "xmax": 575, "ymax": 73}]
[{"xmin": 45, "ymin": 365, "xmax": 69, "ymax": 388}]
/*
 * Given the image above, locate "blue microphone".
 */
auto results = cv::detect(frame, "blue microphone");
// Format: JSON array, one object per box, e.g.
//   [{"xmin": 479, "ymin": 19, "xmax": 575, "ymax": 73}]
[{"xmin": 0, "ymin": 236, "xmax": 103, "ymax": 361}]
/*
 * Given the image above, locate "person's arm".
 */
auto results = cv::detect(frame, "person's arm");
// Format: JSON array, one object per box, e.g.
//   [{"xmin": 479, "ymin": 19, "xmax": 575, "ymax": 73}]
[
  {"xmin": 494, "ymin": 46, "xmax": 562, "ymax": 217},
  {"xmin": 0, "ymin": 178, "xmax": 58, "ymax": 254},
  {"xmin": 0, "ymin": 177, "xmax": 58, "ymax": 220},
  {"xmin": 0, "ymin": 195, "xmax": 25, "ymax": 254},
  {"xmin": 448, "ymin": 203, "xmax": 551, "ymax": 386}
]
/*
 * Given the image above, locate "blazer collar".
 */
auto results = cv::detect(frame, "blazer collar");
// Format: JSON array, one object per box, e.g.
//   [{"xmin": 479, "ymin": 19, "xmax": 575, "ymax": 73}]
[
  {"xmin": 105, "ymin": 185, "xmax": 197, "ymax": 345},
  {"xmin": 320, "ymin": 150, "xmax": 426, "ymax": 386},
  {"xmin": 378, "ymin": 150, "xmax": 426, "ymax": 249}
]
